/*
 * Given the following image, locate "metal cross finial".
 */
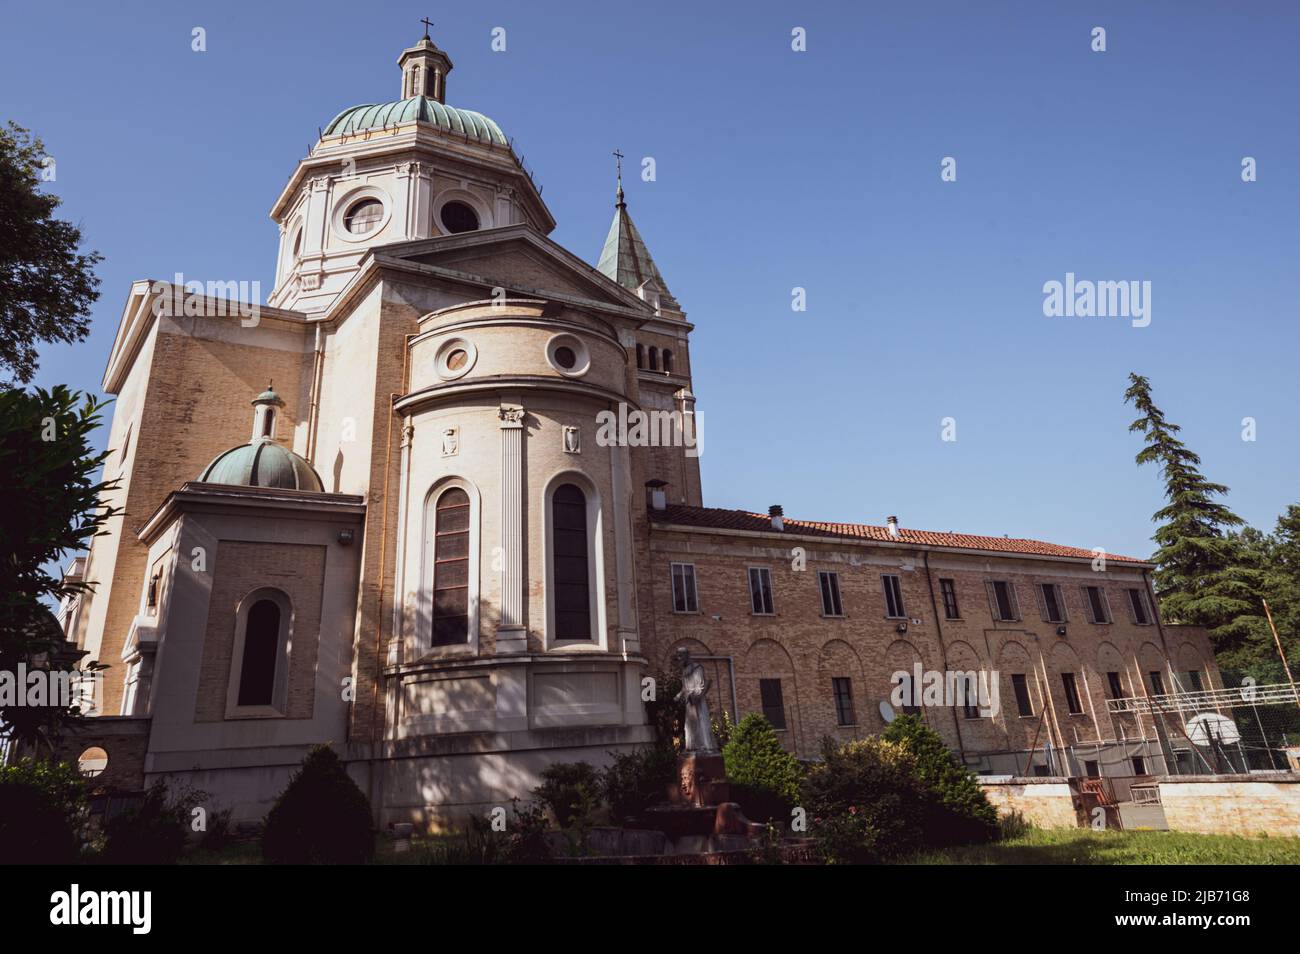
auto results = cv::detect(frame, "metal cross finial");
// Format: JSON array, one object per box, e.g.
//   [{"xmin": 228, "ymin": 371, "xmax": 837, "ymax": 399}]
[
  {"xmin": 421, "ymin": 17, "xmax": 435, "ymax": 39},
  {"xmin": 612, "ymin": 148, "xmax": 624, "ymax": 182}
]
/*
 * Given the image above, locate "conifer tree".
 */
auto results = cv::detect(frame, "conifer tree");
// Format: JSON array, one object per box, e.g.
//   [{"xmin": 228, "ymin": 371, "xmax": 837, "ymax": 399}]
[{"xmin": 1124, "ymin": 373, "xmax": 1252, "ymax": 640}]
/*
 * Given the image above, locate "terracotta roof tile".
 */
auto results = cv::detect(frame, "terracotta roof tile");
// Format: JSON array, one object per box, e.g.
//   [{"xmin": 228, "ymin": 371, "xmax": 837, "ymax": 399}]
[{"xmin": 649, "ymin": 505, "xmax": 1148, "ymax": 564}]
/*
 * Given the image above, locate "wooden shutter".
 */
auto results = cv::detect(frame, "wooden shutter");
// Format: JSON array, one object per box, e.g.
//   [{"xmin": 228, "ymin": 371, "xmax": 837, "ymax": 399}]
[
  {"xmin": 1099, "ymin": 587, "xmax": 1112, "ymax": 624},
  {"xmin": 1035, "ymin": 582, "xmax": 1049, "ymax": 621},
  {"xmin": 552, "ymin": 484, "xmax": 591, "ymax": 639},
  {"xmin": 1079, "ymin": 586, "xmax": 1095, "ymax": 623},
  {"xmin": 985, "ymin": 581, "xmax": 1000, "ymax": 620},
  {"xmin": 1006, "ymin": 582, "xmax": 1021, "ymax": 620}
]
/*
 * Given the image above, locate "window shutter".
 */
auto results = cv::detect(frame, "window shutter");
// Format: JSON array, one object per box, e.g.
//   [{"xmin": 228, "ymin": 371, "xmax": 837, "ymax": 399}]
[
  {"xmin": 1056, "ymin": 585, "xmax": 1069, "ymax": 622},
  {"xmin": 1124, "ymin": 588, "xmax": 1138, "ymax": 624},
  {"xmin": 1099, "ymin": 587, "xmax": 1112, "ymax": 624},
  {"xmin": 985, "ymin": 581, "xmax": 1000, "ymax": 620},
  {"xmin": 1079, "ymin": 586, "xmax": 1095, "ymax": 623},
  {"xmin": 1035, "ymin": 583, "xmax": 1049, "ymax": 622},
  {"xmin": 1007, "ymin": 582, "xmax": 1021, "ymax": 620}
]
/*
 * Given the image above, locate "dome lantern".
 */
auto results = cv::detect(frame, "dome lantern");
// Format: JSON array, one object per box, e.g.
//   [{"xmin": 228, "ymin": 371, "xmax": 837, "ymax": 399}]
[
  {"xmin": 197, "ymin": 387, "xmax": 323, "ymax": 492},
  {"xmin": 398, "ymin": 25, "xmax": 454, "ymax": 103}
]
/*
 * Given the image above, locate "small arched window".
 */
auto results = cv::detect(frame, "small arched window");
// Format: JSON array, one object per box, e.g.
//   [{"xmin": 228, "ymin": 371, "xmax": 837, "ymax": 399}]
[
  {"xmin": 635, "ymin": 343, "xmax": 644, "ymax": 369},
  {"xmin": 237, "ymin": 599, "xmax": 281, "ymax": 707},
  {"xmin": 261, "ymin": 408, "xmax": 275, "ymax": 438},
  {"xmin": 648, "ymin": 347, "xmax": 659, "ymax": 371},
  {"xmin": 662, "ymin": 349, "xmax": 674, "ymax": 373},
  {"xmin": 432, "ymin": 487, "xmax": 471, "ymax": 646},
  {"xmin": 551, "ymin": 484, "xmax": 592, "ymax": 640}
]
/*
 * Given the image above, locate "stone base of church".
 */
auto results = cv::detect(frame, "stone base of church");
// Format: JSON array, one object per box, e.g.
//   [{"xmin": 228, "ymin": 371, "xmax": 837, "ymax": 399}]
[{"xmin": 371, "ymin": 722, "xmax": 657, "ymax": 831}]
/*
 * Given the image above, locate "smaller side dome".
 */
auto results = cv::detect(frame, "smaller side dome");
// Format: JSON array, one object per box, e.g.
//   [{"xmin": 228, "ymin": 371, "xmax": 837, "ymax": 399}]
[
  {"xmin": 199, "ymin": 441, "xmax": 324, "ymax": 492},
  {"xmin": 197, "ymin": 385, "xmax": 324, "ymax": 492}
]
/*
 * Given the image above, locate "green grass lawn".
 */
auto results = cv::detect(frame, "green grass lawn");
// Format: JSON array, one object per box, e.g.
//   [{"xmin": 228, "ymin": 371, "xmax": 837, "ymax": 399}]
[{"xmin": 906, "ymin": 828, "xmax": 1300, "ymax": 865}]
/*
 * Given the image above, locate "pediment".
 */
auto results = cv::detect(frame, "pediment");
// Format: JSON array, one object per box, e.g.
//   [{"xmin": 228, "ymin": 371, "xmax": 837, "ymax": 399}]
[{"xmin": 375, "ymin": 225, "xmax": 652, "ymax": 316}]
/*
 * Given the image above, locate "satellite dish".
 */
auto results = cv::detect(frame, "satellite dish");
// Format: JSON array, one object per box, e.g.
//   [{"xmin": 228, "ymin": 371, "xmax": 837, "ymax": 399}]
[
  {"xmin": 1185, "ymin": 712, "xmax": 1240, "ymax": 747},
  {"xmin": 879, "ymin": 700, "xmax": 897, "ymax": 723}
]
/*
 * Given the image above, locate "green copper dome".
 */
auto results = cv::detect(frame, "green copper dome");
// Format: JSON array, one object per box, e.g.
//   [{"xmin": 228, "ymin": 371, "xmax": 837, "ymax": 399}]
[
  {"xmin": 199, "ymin": 439, "xmax": 324, "ymax": 492},
  {"xmin": 323, "ymin": 97, "xmax": 507, "ymax": 146}
]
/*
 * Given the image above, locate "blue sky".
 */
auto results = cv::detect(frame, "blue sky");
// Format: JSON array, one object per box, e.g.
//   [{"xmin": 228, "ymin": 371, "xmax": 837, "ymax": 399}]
[{"xmin": 5, "ymin": 0, "xmax": 1298, "ymax": 560}]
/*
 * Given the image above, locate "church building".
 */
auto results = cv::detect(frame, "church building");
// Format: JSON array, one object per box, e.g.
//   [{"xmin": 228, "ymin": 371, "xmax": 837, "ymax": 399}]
[{"xmin": 58, "ymin": 33, "xmax": 1219, "ymax": 828}]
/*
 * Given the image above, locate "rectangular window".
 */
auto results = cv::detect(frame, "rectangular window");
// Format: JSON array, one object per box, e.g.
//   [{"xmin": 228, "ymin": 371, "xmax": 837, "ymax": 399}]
[
  {"xmin": 987, "ymin": 580, "xmax": 1020, "ymax": 621},
  {"xmin": 1081, "ymin": 585, "xmax": 1111, "ymax": 623},
  {"xmin": 1011, "ymin": 673, "xmax": 1034, "ymax": 717},
  {"xmin": 882, "ymin": 574, "xmax": 906, "ymax": 619},
  {"xmin": 1106, "ymin": 671, "xmax": 1124, "ymax": 700},
  {"xmin": 819, "ymin": 571, "xmax": 844, "ymax": 617},
  {"xmin": 748, "ymin": 567, "xmax": 774, "ymax": 615},
  {"xmin": 1084, "ymin": 759, "xmax": 1100, "ymax": 778},
  {"xmin": 1132, "ymin": 756, "xmax": 1147, "ymax": 775},
  {"xmin": 759, "ymin": 678, "xmax": 786, "ymax": 729},
  {"xmin": 1149, "ymin": 670, "xmax": 1165, "ymax": 695},
  {"xmin": 1187, "ymin": 670, "xmax": 1204, "ymax": 692},
  {"xmin": 1061, "ymin": 672, "xmax": 1083, "ymax": 714},
  {"xmin": 1127, "ymin": 588, "xmax": 1151, "ymax": 625},
  {"xmin": 832, "ymin": 677, "xmax": 855, "ymax": 726},
  {"xmin": 1038, "ymin": 583, "xmax": 1066, "ymax": 623},
  {"xmin": 670, "ymin": 562, "xmax": 698, "ymax": 613},
  {"xmin": 939, "ymin": 578, "xmax": 960, "ymax": 619},
  {"xmin": 1032, "ymin": 764, "xmax": 1051, "ymax": 778}
]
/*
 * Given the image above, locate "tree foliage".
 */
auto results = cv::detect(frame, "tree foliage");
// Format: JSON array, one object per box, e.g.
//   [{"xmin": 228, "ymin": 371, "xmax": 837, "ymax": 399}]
[
  {"xmin": 882, "ymin": 714, "xmax": 997, "ymax": 844},
  {"xmin": 0, "ymin": 385, "xmax": 118, "ymax": 746},
  {"xmin": 1124, "ymin": 373, "xmax": 1251, "ymax": 640},
  {"xmin": 0, "ymin": 121, "xmax": 102, "ymax": 384}
]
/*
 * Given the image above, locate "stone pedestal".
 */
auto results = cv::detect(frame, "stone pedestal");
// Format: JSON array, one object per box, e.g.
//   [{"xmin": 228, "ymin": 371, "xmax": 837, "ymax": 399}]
[{"xmin": 675, "ymin": 753, "xmax": 729, "ymax": 808}]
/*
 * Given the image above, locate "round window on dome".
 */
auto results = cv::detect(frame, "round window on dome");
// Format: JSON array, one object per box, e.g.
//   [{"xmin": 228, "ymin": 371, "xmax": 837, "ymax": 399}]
[
  {"xmin": 435, "ymin": 337, "xmax": 477, "ymax": 381},
  {"xmin": 344, "ymin": 199, "xmax": 384, "ymax": 235},
  {"xmin": 440, "ymin": 200, "xmax": 480, "ymax": 234},
  {"xmin": 545, "ymin": 334, "xmax": 590, "ymax": 378}
]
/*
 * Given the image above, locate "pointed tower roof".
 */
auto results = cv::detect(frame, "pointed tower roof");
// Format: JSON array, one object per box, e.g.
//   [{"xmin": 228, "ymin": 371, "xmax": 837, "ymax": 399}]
[{"xmin": 596, "ymin": 163, "xmax": 676, "ymax": 307}]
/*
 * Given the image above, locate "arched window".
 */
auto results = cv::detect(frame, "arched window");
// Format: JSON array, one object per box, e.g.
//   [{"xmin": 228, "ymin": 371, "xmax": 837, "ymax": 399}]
[
  {"xmin": 648, "ymin": 347, "xmax": 659, "ymax": 371},
  {"xmin": 635, "ymin": 343, "xmax": 644, "ymax": 369},
  {"xmin": 551, "ymin": 483, "xmax": 592, "ymax": 640},
  {"xmin": 261, "ymin": 408, "xmax": 275, "ymax": 438},
  {"xmin": 431, "ymin": 487, "xmax": 470, "ymax": 646},
  {"xmin": 662, "ymin": 349, "xmax": 674, "ymax": 373},
  {"xmin": 237, "ymin": 599, "xmax": 281, "ymax": 707}
]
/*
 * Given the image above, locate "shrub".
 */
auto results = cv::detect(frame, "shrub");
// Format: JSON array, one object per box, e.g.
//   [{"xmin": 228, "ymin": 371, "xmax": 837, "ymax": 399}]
[
  {"xmin": 262, "ymin": 745, "xmax": 374, "ymax": 864},
  {"xmin": 0, "ymin": 757, "xmax": 87, "ymax": 863},
  {"xmin": 802, "ymin": 737, "xmax": 926, "ymax": 863},
  {"xmin": 101, "ymin": 779, "xmax": 205, "ymax": 864},
  {"xmin": 645, "ymin": 668, "xmax": 684, "ymax": 750},
  {"xmin": 426, "ymin": 799, "xmax": 552, "ymax": 865},
  {"xmin": 998, "ymin": 808, "xmax": 1032, "ymax": 841},
  {"xmin": 533, "ymin": 761, "xmax": 601, "ymax": 829},
  {"xmin": 600, "ymin": 746, "xmax": 677, "ymax": 821},
  {"xmin": 882, "ymin": 714, "xmax": 998, "ymax": 845},
  {"xmin": 722, "ymin": 714, "xmax": 803, "ymax": 822}
]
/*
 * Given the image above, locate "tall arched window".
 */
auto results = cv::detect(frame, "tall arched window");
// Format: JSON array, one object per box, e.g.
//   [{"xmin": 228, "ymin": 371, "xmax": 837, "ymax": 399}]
[
  {"xmin": 551, "ymin": 483, "xmax": 592, "ymax": 640},
  {"xmin": 635, "ymin": 343, "xmax": 644, "ymax": 369},
  {"xmin": 648, "ymin": 347, "xmax": 659, "ymax": 371},
  {"xmin": 431, "ymin": 487, "xmax": 471, "ymax": 645},
  {"xmin": 662, "ymin": 349, "xmax": 674, "ymax": 373},
  {"xmin": 237, "ymin": 599, "xmax": 281, "ymax": 707}
]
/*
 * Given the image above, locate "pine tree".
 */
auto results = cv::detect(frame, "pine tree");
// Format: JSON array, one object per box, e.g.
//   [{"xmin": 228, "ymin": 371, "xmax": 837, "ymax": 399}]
[{"xmin": 1124, "ymin": 373, "xmax": 1252, "ymax": 640}]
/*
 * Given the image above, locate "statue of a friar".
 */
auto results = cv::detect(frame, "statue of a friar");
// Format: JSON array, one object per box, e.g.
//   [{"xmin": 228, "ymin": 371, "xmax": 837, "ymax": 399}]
[{"xmin": 674, "ymin": 648, "xmax": 718, "ymax": 754}]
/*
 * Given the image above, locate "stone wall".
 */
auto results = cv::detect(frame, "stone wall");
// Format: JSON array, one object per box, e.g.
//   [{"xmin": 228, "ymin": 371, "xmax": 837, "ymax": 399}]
[
  {"xmin": 1158, "ymin": 774, "xmax": 1300, "ymax": 837},
  {"xmin": 979, "ymin": 777, "xmax": 1081, "ymax": 829}
]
